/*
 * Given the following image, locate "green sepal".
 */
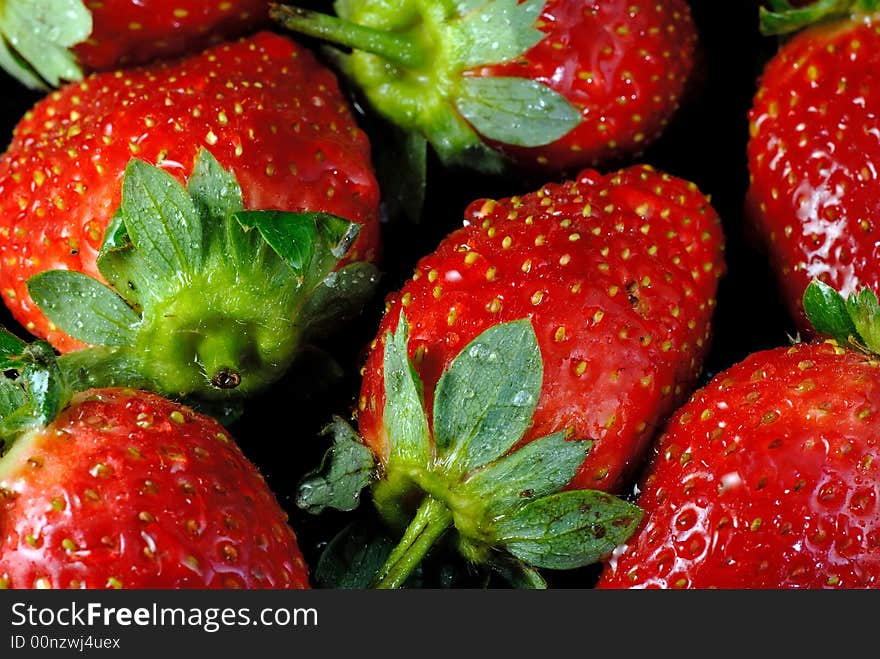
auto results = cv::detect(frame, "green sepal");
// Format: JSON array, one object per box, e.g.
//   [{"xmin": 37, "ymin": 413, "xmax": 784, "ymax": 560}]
[
  {"xmin": 486, "ymin": 555, "xmax": 548, "ymax": 589},
  {"xmin": 493, "ymin": 490, "xmax": 643, "ymax": 570},
  {"xmin": 433, "ymin": 318, "xmax": 542, "ymax": 472},
  {"xmin": 455, "ymin": 76, "xmax": 582, "ymax": 148},
  {"xmin": 364, "ymin": 317, "xmax": 641, "ymax": 587},
  {"xmin": 186, "ymin": 148, "xmax": 245, "ymax": 224},
  {"xmin": 803, "ymin": 279, "xmax": 880, "ymax": 354},
  {"xmin": 0, "ymin": 0, "xmax": 91, "ymax": 90},
  {"xmin": 118, "ymin": 158, "xmax": 204, "ymax": 283},
  {"xmin": 457, "ymin": 432, "xmax": 589, "ymax": 518},
  {"xmin": 846, "ymin": 288, "xmax": 880, "ymax": 354},
  {"xmin": 450, "ymin": 0, "xmax": 545, "ymax": 69},
  {"xmin": 31, "ymin": 149, "xmax": 374, "ymax": 406},
  {"xmin": 234, "ymin": 210, "xmax": 360, "ymax": 289},
  {"xmin": 803, "ymin": 279, "xmax": 857, "ymax": 345},
  {"xmin": 758, "ymin": 0, "xmax": 878, "ymax": 36},
  {"xmin": 313, "ymin": 520, "xmax": 397, "ymax": 589},
  {"xmin": 26, "ymin": 270, "xmax": 140, "ymax": 347},
  {"xmin": 298, "ymin": 262, "xmax": 380, "ymax": 342},
  {"xmin": 0, "ymin": 328, "xmax": 28, "ymax": 369},
  {"xmin": 0, "ymin": 340, "xmax": 71, "ymax": 448},
  {"xmin": 296, "ymin": 417, "xmax": 376, "ymax": 515},
  {"xmin": 271, "ymin": 1, "xmax": 559, "ymax": 174},
  {"xmin": 382, "ymin": 314, "xmax": 432, "ymax": 468}
]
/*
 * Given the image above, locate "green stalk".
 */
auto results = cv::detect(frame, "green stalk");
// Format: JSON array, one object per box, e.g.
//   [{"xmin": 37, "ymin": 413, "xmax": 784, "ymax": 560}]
[
  {"xmin": 760, "ymin": 0, "xmax": 879, "ymax": 36},
  {"xmin": 371, "ymin": 495, "xmax": 453, "ymax": 589},
  {"xmin": 269, "ymin": 4, "xmax": 426, "ymax": 68}
]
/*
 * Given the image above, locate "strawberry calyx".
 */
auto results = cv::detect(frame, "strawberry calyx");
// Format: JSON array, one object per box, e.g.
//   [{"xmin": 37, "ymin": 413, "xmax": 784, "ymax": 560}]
[
  {"xmin": 760, "ymin": 0, "xmax": 880, "ymax": 36},
  {"xmin": 803, "ymin": 279, "xmax": 880, "ymax": 353},
  {"xmin": 26, "ymin": 149, "xmax": 378, "ymax": 407},
  {"xmin": 270, "ymin": 0, "xmax": 582, "ymax": 175},
  {"xmin": 0, "ymin": 0, "xmax": 91, "ymax": 89},
  {"xmin": 0, "ymin": 329, "xmax": 70, "ymax": 450},
  {"xmin": 297, "ymin": 315, "xmax": 642, "ymax": 588}
]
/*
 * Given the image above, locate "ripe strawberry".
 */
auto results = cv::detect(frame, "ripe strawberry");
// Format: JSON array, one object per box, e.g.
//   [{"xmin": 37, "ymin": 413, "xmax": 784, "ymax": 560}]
[
  {"xmin": 0, "ymin": 0, "xmax": 269, "ymax": 89},
  {"xmin": 271, "ymin": 0, "xmax": 697, "ymax": 176},
  {"xmin": 596, "ymin": 280, "xmax": 880, "ymax": 589},
  {"xmin": 747, "ymin": 1, "xmax": 880, "ymax": 333},
  {"xmin": 0, "ymin": 32, "xmax": 381, "ymax": 406},
  {"xmin": 297, "ymin": 164, "xmax": 724, "ymax": 587},
  {"xmin": 0, "ymin": 335, "xmax": 309, "ymax": 589},
  {"xmin": 357, "ymin": 164, "xmax": 725, "ymax": 496}
]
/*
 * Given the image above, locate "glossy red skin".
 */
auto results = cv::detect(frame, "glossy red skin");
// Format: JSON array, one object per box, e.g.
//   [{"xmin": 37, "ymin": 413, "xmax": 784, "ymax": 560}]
[
  {"xmin": 74, "ymin": 0, "xmax": 270, "ymax": 71},
  {"xmin": 471, "ymin": 0, "xmax": 697, "ymax": 173},
  {"xmin": 357, "ymin": 165, "xmax": 725, "ymax": 493},
  {"xmin": 0, "ymin": 31, "xmax": 381, "ymax": 352},
  {"xmin": 0, "ymin": 388, "xmax": 310, "ymax": 589},
  {"xmin": 597, "ymin": 342, "xmax": 880, "ymax": 589},
  {"xmin": 747, "ymin": 15, "xmax": 880, "ymax": 332}
]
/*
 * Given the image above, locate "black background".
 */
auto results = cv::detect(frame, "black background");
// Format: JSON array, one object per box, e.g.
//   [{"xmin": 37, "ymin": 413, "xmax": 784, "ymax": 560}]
[{"xmin": 0, "ymin": 1, "xmax": 792, "ymax": 588}]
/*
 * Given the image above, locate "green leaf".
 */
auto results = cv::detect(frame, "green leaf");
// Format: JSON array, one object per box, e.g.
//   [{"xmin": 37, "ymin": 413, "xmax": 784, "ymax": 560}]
[
  {"xmin": 234, "ymin": 211, "xmax": 359, "ymax": 288},
  {"xmin": 0, "ymin": 32, "xmax": 46, "ymax": 89},
  {"xmin": 0, "ymin": 328, "xmax": 27, "ymax": 369},
  {"xmin": 186, "ymin": 149, "xmax": 245, "ymax": 224},
  {"xmin": 494, "ymin": 490, "xmax": 642, "ymax": 570},
  {"xmin": 101, "ymin": 210, "xmax": 131, "ymax": 253},
  {"xmin": 96, "ymin": 245, "xmax": 146, "ymax": 311},
  {"xmin": 803, "ymin": 279, "xmax": 857, "ymax": 345},
  {"xmin": 0, "ymin": 0, "xmax": 91, "ymax": 89},
  {"xmin": 27, "ymin": 271, "xmax": 140, "ymax": 347},
  {"xmin": 0, "ymin": 341, "xmax": 71, "ymax": 444},
  {"xmin": 19, "ymin": 346, "xmax": 67, "ymax": 429},
  {"xmin": 0, "ymin": 377, "xmax": 27, "ymax": 421},
  {"xmin": 451, "ymin": 0, "xmax": 545, "ymax": 68},
  {"xmin": 455, "ymin": 76, "xmax": 581, "ymax": 148},
  {"xmin": 118, "ymin": 159, "xmax": 204, "ymax": 280},
  {"xmin": 846, "ymin": 288, "xmax": 880, "ymax": 354},
  {"xmin": 298, "ymin": 262, "xmax": 380, "ymax": 341},
  {"xmin": 314, "ymin": 520, "xmax": 396, "ymax": 589},
  {"xmin": 458, "ymin": 432, "xmax": 588, "ymax": 516},
  {"xmin": 296, "ymin": 417, "xmax": 376, "ymax": 515},
  {"xmin": 383, "ymin": 314, "xmax": 432, "ymax": 468},
  {"xmin": 487, "ymin": 555, "xmax": 548, "ymax": 589},
  {"xmin": 433, "ymin": 319, "xmax": 542, "ymax": 472},
  {"xmin": 185, "ymin": 149, "xmax": 250, "ymax": 262}
]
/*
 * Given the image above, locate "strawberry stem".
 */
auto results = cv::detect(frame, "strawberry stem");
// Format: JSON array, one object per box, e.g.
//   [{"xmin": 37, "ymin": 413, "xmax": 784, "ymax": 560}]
[
  {"xmin": 269, "ymin": 4, "xmax": 426, "ymax": 69},
  {"xmin": 760, "ymin": 0, "xmax": 878, "ymax": 35},
  {"xmin": 371, "ymin": 496, "xmax": 453, "ymax": 589}
]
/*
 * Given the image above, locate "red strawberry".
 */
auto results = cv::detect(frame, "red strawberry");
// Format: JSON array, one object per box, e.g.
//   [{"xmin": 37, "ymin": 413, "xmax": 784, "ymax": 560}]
[
  {"xmin": 358, "ymin": 164, "xmax": 725, "ymax": 496},
  {"xmin": 271, "ymin": 0, "xmax": 697, "ymax": 176},
  {"xmin": 0, "ymin": 0, "xmax": 269, "ymax": 89},
  {"xmin": 0, "ymin": 32, "xmax": 381, "ymax": 406},
  {"xmin": 747, "ymin": 2, "xmax": 880, "ymax": 333},
  {"xmin": 0, "ymin": 336, "xmax": 309, "ymax": 589},
  {"xmin": 297, "ymin": 164, "xmax": 723, "ymax": 588},
  {"xmin": 74, "ymin": 0, "xmax": 269, "ymax": 72},
  {"xmin": 596, "ymin": 280, "xmax": 880, "ymax": 589}
]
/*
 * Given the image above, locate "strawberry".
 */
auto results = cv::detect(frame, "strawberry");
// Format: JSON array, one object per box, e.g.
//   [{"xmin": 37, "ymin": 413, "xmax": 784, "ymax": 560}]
[
  {"xmin": 0, "ymin": 32, "xmax": 381, "ymax": 407},
  {"xmin": 0, "ymin": 0, "xmax": 269, "ymax": 90},
  {"xmin": 0, "ymin": 332, "xmax": 309, "ymax": 589},
  {"xmin": 596, "ymin": 280, "xmax": 880, "ymax": 589},
  {"xmin": 746, "ymin": 1, "xmax": 880, "ymax": 334},
  {"xmin": 359, "ymin": 164, "xmax": 725, "ymax": 495},
  {"xmin": 270, "ymin": 0, "xmax": 698, "ymax": 177},
  {"xmin": 296, "ymin": 164, "xmax": 724, "ymax": 588}
]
